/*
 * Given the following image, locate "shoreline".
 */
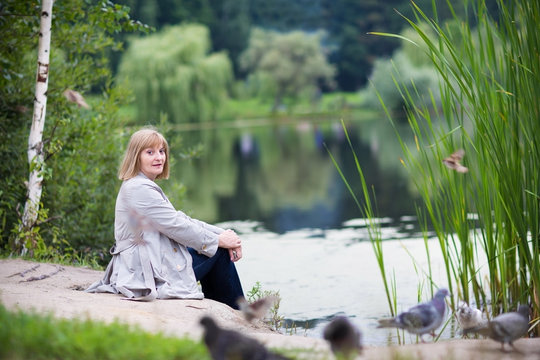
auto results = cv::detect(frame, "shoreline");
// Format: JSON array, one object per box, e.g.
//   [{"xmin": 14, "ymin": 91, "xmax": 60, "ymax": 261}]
[{"xmin": 1, "ymin": 258, "xmax": 538, "ymax": 359}]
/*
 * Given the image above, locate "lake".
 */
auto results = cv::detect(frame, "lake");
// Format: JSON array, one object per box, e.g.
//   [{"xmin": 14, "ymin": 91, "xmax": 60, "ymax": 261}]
[
  {"xmin": 229, "ymin": 219, "xmax": 456, "ymax": 346},
  {"xmin": 167, "ymin": 114, "xmax": 458, "ymax": 345}
]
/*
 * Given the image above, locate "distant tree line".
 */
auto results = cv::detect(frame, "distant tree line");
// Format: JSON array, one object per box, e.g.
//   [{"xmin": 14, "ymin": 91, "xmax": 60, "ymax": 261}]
[
  {"xmin": 118, "ymin": 22, "xmax": 337, "ymax": 123},
  {"xmin": 114, "ymin": 0, "xmax": 500, "ymax": 91}
]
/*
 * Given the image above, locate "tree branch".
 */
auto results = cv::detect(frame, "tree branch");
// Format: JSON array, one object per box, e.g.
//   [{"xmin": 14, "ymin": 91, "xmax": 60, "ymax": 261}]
[
  {"xmin": 7, "ymin": 264, "xmax": 40, "ymax": 278},
  {"xmin": 19, "ymin": 266, "xmax": 64, "ymax": 283}
]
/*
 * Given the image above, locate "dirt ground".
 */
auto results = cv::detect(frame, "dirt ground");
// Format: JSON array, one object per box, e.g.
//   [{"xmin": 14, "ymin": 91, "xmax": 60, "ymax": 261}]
[{"xmin": 1, "ymin": 259, "xmax": 539, "ymax": 359}]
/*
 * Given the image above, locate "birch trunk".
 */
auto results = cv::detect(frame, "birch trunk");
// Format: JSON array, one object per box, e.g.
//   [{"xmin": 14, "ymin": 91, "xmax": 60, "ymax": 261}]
[{"xmin": 20, "ymin": 0, "xmax": 55, "ymax": 252}]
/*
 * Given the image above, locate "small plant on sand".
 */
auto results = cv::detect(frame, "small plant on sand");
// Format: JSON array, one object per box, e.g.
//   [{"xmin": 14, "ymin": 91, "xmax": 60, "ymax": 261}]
[{"xmin": 247, "ymin": 281, "xmax": 284, "ymax": 331}]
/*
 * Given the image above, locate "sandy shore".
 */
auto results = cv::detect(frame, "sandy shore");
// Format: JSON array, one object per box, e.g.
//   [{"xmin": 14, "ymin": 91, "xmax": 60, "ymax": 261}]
[{"xmin": 1, "ymin": 259, "xmax": 538, "ymax": 359}]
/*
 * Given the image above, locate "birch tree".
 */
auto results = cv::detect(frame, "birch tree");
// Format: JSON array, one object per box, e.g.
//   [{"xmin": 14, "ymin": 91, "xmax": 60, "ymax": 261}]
[
  {"xmin": 0, "ymin": 0, "xmax": 152, "ymax": 259},
  {"xmin": 19, "ymin": 0, "xmax": 54, "ymax": 252}
]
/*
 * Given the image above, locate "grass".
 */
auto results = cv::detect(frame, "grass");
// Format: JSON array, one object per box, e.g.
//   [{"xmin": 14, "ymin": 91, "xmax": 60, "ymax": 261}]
[
  {"xmin": 331, "ymin": 0, "xmax": 538, "ymax": 343},
  {"xmin": 1, "ymin": 250, "xmax": 103, "ymax": 271},
  {"xmin": 117, "ymin": 90, "xmax": 377, "ymax": 134},
  {"xmin": 0, "ymin": 303, "xmax": 319, "ymax": 360},
  {"xmin": 246, "ymin": 281, "xmax": 284, "ymax": 331},
  {"xmin": 207, "ymin": 91, "xmax": 366, "ymax": 122},
  {"xmin": 326, "ymin": 121, "xmax": 403, "ymax": 343},
  {"xmin": 0, "ymin": 304, "xmax": 210, "ymax": 360}
]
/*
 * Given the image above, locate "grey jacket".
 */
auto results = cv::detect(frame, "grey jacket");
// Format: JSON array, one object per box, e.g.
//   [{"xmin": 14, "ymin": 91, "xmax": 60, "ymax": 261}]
[{"xmin": 86, "ymin": 173, "xmax": 222, "ymax": 301}]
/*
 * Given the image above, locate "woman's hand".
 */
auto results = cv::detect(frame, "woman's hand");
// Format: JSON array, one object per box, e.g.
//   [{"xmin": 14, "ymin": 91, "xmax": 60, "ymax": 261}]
[
  {"xmin": 218, "ymin": 229, "xmax": 242, "ymax": 262},
  {"xmin": 218, "ymin": 229, "xmax": 241, "ymax": 248},
  {"xmin": 229, "ymin": 246, "xmax": 242, "ymax": 262}
]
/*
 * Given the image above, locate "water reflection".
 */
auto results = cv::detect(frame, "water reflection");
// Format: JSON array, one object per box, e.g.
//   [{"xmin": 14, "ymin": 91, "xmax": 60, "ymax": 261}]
[
  {"xmin": 168, "ymin": 115, "xmax": 420, "ymax": 233},
  {"xmin": 217, "ymin": 132, "xmax": 263, "ymax": 222}
]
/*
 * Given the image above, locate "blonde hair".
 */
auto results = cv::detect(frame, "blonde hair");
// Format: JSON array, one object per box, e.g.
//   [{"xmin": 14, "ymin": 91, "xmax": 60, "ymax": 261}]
[{"xmin": 118, "ymin": 127, "xmax": 170, "ymax": 180}]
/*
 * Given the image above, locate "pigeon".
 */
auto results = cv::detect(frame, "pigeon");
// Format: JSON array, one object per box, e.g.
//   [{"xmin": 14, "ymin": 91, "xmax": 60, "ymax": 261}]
[
  {"xmin": 237, "ymin": 295, "xmax": 280, "ymax": 322},
  {"xmin": 63, "ymin": 89, "xmax": 90, "ymax": 109},
  {"xmin": 463, "ymin": 305, "xmax": 530, "ymax": 351},
  {"xmin": 323, "ymin": 316, "xmax": 363, "ymax": 359},
  {"xmin": 443, "ymin": 149, "xmax": 468, "ymax": 173},
  {"xmin": 199, "ymin": 316, "xmax": 290, "ymax": 360},
  {"xmin": 377, "ymin": 288, "xmax": 449, "ymax": 341},
  {"xmin": 455, "ymin": 301, "xmax": 486, "ymax": 334}
]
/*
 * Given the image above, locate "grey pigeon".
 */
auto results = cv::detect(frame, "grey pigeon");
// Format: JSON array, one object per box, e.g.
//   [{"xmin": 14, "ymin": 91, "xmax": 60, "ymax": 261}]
[
  {"xmin": 463, "ymin": 305, "xmax": 530, "ymax": 351},
  {"xmin": 199, "ymin": 316, "xmax": 290, "ymax": 360},
  {"xmin": 455, "ymin": 301, "xmax": 486, "ymax": 334},
  {"xmin": 237, "ymin": 295, "xmax": 280, "ymax": 322},
  {"xmin": 377, "ymin": 288, "xmax": 449, "ymax": 341},
  {"xmin": 323, "ymin": 316, "xmax": 363, "ymax": 359}
]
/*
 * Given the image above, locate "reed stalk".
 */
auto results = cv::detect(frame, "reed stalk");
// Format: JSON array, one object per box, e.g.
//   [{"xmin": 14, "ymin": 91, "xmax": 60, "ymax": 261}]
[
  {"xmin": 375, "ymin": 0, "xmax": 538, "ymax": 334},
  {"xmin": 327, "ymin": 121, "xmax": 404, "ymax": 343}
]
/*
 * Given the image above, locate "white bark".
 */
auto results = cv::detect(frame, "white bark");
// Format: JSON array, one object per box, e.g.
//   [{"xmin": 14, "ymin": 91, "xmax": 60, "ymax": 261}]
[{"xmin": 21, "ymin": 0, "xmax": 55, "ymax": 247}]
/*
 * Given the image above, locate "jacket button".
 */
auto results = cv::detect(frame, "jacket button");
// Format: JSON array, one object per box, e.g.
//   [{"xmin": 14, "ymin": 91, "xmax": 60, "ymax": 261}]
[
  {"xmin": 173, "ymin": 248, "xmax": 177, "ymax": 252},
  {"xmin": 176, "ymin": 264, "xmax": 182, "ymax": 270}
]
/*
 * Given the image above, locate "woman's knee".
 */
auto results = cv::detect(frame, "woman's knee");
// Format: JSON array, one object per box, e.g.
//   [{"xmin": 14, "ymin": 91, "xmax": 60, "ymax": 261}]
[{"xmin": 215, "ymin": 247, "xmax": 232, "ymax": 262}]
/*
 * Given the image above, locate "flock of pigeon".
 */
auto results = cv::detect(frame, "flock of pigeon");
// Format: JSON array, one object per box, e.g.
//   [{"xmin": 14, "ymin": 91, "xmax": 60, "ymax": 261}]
[{"xmin": 199, "ymin": 288, "xmax": 531, "ymax": 360}]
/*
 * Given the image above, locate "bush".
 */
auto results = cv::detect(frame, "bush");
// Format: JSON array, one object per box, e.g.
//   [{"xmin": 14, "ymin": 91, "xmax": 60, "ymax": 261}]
[
  {"xmin": 0, "ymin": 304, "xmax": 210, "ymax": 360},
  {"xmin": 0, "ymin": 0, "xmax": 150, "ymax": 262}
]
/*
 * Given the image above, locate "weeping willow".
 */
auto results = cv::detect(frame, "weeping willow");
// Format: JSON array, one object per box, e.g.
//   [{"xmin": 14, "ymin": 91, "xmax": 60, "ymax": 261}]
[{"xmin": 119, "ymin": 24, "xmax": 233, "ymax": 124}]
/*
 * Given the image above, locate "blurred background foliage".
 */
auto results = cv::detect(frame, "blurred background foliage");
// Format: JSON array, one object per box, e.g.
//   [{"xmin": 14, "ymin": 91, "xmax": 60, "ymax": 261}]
[
  {"xmin": 118, "ymin": 24, "xmax": 233, "ymax": 124},
  {"xmin": 114, "ymin": 0, "xmax": 499, "ymax": 89},
  {"xmin": 0, "ymin": 0, "xmax": 506, "ymax": 264},
  {"xmin": 238, "ymin": 28, "xmax": 335, "ymax": 111},
  {"xmin": 0, "ymin": 0, "xmax": 150, "ymax": 262}
]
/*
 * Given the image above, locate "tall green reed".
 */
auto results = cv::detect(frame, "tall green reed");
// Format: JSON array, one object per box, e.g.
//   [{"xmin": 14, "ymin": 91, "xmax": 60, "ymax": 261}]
[
  {"xmin": 326, "ymin": 122, "xmax": 403, "ymax": 343},
  {"xmin": 374, "ymin": 0, "xmax": 538, "ymax": 334}
]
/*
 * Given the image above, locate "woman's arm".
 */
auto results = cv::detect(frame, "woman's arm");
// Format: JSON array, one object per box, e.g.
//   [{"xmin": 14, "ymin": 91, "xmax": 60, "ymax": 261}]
[
  {"xmin": 127, "ymin": 180, "xmax": 219, "ymax": 256},
  {"xmin": 178, "ymin": 211, "xmax": 243, "ymax": 260},
  {"xmin": 179, "ymin": 213, "xmax": 224, "ymax": 235}
]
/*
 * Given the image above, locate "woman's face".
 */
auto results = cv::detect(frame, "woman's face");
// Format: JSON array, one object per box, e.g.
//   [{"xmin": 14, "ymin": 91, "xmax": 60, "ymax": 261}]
[{"xmin": 139, "ymin": 143, "xmax": 166, "ymax": 180}]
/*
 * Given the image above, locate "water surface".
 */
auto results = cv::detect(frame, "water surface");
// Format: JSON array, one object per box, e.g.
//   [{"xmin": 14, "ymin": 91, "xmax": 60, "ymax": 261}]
[
  {"xmin": 227, "ymin": 219, "xmax": 457, "ymax": 346},
  {"xmin": 168, "ymin": 116, "xmax": 458, "ymax": 345}
]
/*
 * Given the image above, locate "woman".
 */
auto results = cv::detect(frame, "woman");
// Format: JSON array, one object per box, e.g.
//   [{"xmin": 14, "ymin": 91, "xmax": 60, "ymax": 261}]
[{"xmin": 86, "ymin": 128, "xmax": 244, "ymax": 308}]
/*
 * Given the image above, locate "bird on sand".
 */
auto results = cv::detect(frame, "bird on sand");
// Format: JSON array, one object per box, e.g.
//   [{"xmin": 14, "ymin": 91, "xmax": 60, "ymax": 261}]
[
  {"xmin": 463, "ymin": 305, "xmax": 530, "ymax": 351},
  {"xmin": 199, "ymin": 316, "xmax": 290, "ymax": 360},
  {"xmin": 323, "ymin": 316, "xmax": 363, "ymax": 359},
  {"xmin": 63, "ymin": 89, "xmax": 90, "ymax": 109},
  {"xmin": 237, "ymin": 295, "xmax": 280, "ymax": 322},
  {"xmin": 377, "ymin": 288, "xmax": 449, "ymax": 341},
  {"xmin": 443, "ymin": 149, "xmax": 468, "ymax": 173},
  {"xmin": 455, "ymin": 301, "xmax": 486, "ymax": 334}
]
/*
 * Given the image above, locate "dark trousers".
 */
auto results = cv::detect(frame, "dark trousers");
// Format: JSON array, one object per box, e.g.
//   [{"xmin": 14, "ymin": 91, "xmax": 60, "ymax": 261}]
[{"xmin": 188, "ymin": 247, "xmax": 244, "ymax": 309}]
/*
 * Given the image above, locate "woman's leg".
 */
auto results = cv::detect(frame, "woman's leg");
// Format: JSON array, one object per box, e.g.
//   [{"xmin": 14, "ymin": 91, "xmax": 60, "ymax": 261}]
[{"xmin": 188, "ymin": 247, "xmax": 244, "ymax": 309}]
